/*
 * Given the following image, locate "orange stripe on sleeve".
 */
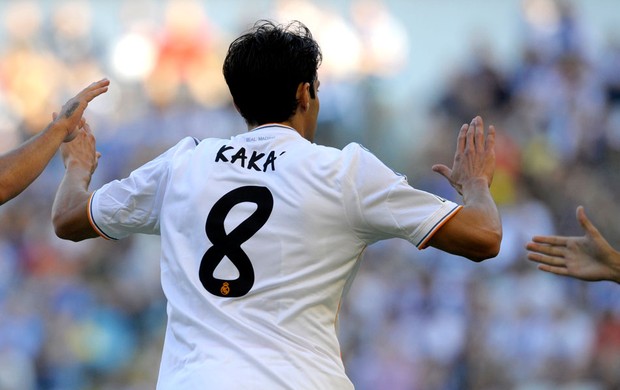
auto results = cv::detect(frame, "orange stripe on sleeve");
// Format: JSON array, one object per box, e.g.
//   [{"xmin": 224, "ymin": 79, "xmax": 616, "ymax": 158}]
[
  {"xmin": 87, "ymin": 191, "xmax": 114, "ymax": 240},
  {"xmin": 418, "ymin": 205, "xmax": 463, "ymax": 249}
]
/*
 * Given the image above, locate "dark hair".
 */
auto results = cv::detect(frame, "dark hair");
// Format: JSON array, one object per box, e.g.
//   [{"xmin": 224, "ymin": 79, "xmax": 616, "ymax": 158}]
[{"xmin": 223, "ymin": 20, "xmax": 322, "ymax": 126}]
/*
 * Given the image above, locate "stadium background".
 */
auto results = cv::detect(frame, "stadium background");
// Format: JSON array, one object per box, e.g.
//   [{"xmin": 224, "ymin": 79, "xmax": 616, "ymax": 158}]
[{"xmin": 1, "ymin": 0, "xmax": 620, "ymax": 388}]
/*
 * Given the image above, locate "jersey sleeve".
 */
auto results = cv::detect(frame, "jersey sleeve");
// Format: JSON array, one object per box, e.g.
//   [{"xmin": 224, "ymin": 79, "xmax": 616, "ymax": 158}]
[
  {"xmin": 89, "ymin": 137, "xmax": 198, "ymax": 240},
  {"xmin": 342, "ymin": 143, "xmax": 462, "ymax": 248}
]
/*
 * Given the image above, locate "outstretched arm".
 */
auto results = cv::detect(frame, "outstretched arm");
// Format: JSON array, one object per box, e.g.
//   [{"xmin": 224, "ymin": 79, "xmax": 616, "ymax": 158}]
[
  {"xmin": 526, "ymin": 206, "xmax": 620, "ymax": 283},
  {"xmin": 0, "ymin": 78, "xmax": 109, "ymax": 205},
  {"xmin": 427, "ymin": 116, "xmax": 502, "ymax": 261}
]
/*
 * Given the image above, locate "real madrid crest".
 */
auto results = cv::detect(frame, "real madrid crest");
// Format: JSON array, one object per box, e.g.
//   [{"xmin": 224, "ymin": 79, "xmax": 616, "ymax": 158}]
[{"xmin": 220, "ymin": 282, "xmax": 231, "ymax": 296}]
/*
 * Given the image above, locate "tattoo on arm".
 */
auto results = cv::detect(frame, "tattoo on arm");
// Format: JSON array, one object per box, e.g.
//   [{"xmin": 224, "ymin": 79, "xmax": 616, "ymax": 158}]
[{"xmin": 64, "ymin": 102, "xmax": 80, "ymax": 118}]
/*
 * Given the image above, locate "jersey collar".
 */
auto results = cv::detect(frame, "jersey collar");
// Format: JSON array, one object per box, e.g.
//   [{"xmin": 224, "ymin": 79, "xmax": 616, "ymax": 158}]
[
  {"xmin": 248, "ymin": 124, "xmax": 308, "ymax": 141},
  {"xmin": 250, "ymin": 123, "xmax": 296, "ymax": 132}
]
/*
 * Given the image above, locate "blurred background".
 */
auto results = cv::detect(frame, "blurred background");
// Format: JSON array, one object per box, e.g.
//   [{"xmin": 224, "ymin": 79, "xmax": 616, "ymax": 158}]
[{"xmin": 1, "ymin": 0, "xmax": 620, "ymax": 389}]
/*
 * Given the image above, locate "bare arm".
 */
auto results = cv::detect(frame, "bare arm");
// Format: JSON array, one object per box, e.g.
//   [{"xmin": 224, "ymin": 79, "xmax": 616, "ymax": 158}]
[
  {"xmin": 427, "ymin": 116, "xmax": 502, "ymax": 261},
  {"xmin": 52, "ymin": 118, "xmax": 100, "ymax": 241},
  {"xmin": 0, "ymin": 79, "xmax": 110, "ymax": 205},
  {"xmin": 526, "ymin": 206, "xmax": 620, "ymax": 283}
]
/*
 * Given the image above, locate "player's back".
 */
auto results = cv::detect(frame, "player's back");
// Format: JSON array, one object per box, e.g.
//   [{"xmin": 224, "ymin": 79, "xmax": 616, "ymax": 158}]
[{"xmin": 156, "ymin": 124, "xmax": 365, "ymax": 389}]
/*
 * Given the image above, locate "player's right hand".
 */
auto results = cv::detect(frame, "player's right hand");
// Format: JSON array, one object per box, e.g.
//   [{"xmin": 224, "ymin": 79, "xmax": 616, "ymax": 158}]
[
  {"xmin": 53, "ymin": 78, "xmax": 110, "ymax": 142},
  {"xmin": 60, "ymin": 118, "xmax": 100, "ymax": 177}
]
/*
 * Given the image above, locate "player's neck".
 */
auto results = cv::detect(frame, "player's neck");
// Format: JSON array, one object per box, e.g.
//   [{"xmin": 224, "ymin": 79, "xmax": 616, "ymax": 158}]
[{"xmin": 247, "ymin": 119, "xmax": 310, "ymax": 140}]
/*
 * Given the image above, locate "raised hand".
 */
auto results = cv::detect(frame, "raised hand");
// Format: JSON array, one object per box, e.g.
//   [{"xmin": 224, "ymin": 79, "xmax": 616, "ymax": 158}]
[
  {"xmin": 526, "ymin": 206, "xmax": 620, "ymax": 283},
  {"xmin": 53, "ymin": 78, "xmax": 110, "ymax": 142},
  {"xmin": 432, "ymin": 116, "xmax": 496, "ymax": 196},
  {"xmin": 59, "ymin": 118, "xmax": 100, "ymax": 177}
]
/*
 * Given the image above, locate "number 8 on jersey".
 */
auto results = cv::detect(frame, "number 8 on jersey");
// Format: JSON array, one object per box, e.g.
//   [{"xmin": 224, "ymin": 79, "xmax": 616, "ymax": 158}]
[{"xmin": 199, "ymin": 186, "xmax": 274, "ymax": 297}]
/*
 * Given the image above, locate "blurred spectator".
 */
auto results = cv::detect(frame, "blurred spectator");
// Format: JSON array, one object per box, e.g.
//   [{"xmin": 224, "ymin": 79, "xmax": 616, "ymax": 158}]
[{"xmin": 0, "ymin": 1, "xmax": 64, "ymax": 139}]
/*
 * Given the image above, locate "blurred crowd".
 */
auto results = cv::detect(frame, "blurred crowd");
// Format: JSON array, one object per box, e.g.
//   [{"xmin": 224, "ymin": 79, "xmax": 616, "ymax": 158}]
[{"xmin": 0, "ymin": 0, "xmax": 620, "ymax": 389}]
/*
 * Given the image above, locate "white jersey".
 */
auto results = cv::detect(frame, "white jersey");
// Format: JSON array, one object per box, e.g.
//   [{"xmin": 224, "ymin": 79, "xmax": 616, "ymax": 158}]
[{"xmin": 88, "ymin": 124, "xmax": 461, "ymax": 389}]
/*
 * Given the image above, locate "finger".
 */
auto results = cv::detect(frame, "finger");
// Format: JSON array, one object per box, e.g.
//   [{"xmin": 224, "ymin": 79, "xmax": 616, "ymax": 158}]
[
  {"xmin": 79, "ymin": 78, "xmax": 110, "ymax": 102},
  {"xmin": 576, "ymin": 206, "xmax": 600, "ymax": 238},
  {"xmin": 474, "ymin": 116, "xmax": 484, "ymax": 153},
  {"xmin": 537, "ymin": 264, "xmax": 570, "ymax": 277},
  {"xmin": 83, "ymin": 86, "xmax": 109, "ymax": 102},
  {"xmin": 526, "ymin": 251, "xmax": 565, "ymax": 267},
  {"xmin": 527, "ymin": 246, "xmax": 572, "ymax": 267},
  {"xmin": 431, "ymin": 164, "xmax": 452, "ymax": 180},
  {"xmin": 485, "ymin": 125, "xmax": 496, "ymax": 153},
  {"xmin": 456, "ymin": 123, "xmax": 467, "ymax": 153},
  {"xmin": 83, "ymin": 78, "xmax": 110, "ymax": 92},
  {"xmin": 465, "ymin": 117, "xmax": 476, "ymax": 152},
  {"xmin": 82, "ymin": 121, "xmax": 92, "ymax": 134},
  {"xmin": 525, "ymin": 241, "xmax": 562, "ymax": 257},
  {"xmin": 530, "ymin": 235, "xmax": 569, "ymax": 246}
]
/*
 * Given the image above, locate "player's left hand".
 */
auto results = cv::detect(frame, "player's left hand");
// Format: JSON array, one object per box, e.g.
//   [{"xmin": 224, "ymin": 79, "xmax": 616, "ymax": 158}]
[{"xmin": 431, "ymin": 116, "xmax": 496, "ymax": 195}]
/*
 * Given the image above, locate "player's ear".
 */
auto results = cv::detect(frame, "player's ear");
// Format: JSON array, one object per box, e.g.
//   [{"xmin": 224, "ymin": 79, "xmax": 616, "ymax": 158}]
[{"xmin": 296, "ymin": 82, "xmax": 311, "ymax": 112}]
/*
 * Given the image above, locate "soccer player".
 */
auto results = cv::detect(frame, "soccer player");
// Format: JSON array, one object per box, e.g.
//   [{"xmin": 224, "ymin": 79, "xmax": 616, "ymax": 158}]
[
  {"xmin": 526, "ymin": 206, "xmax": 620, "ymax": 283},
  {"xmin": 52, "ymin": 20, "xmax": 501, "ymax": 389},
  {"xmin": 0, "ymin": 78, "xmax": 109, "ymax": 205}
]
